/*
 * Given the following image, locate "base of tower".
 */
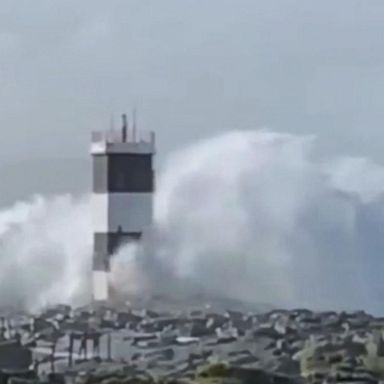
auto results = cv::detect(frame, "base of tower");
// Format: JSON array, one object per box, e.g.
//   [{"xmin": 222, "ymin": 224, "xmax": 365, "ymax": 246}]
[{"xmin": 92, "ymin": 270, "xmax": 109, "ymax": 302}]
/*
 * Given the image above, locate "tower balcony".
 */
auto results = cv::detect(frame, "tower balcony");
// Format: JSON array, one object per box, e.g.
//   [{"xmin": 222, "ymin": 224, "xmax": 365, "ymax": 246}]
[{"xmin": 91, "ymin": 129, "xmax": 155, "ymax": 155}]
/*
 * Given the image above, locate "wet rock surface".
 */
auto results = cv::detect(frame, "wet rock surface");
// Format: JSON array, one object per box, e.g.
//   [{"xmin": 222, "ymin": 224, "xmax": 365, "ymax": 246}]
[{"xmin": 0, "ymin": 304, "xmax": 383, "ymax": 383}]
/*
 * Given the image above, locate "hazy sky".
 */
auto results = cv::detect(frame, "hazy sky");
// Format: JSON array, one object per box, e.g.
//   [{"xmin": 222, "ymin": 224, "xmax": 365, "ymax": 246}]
[{"xmin": 1, "ymin": 0, "xmax": 384, "ymax": 204}]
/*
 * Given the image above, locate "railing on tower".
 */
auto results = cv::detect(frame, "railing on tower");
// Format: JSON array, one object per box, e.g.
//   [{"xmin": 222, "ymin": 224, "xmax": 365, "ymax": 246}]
[{"xmin": 91, "ymin": 129, "xmax": 155, "ymax": 147}]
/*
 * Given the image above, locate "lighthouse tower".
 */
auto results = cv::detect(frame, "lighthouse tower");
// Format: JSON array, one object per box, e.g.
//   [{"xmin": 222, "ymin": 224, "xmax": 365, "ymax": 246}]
[{"xmin": 90, "ymin": 114, "xmax": 155, "ymax": 301}]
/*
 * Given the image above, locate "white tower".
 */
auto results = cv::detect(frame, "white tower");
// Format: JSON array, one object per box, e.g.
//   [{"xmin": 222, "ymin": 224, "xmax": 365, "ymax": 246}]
[{"xmin": 90, "ymin": 114, "xmax": 155, "ymax": 301}]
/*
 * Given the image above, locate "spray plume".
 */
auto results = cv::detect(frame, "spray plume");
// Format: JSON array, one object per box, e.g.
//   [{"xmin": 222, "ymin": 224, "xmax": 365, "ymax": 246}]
[
  {"xmin": 1, "ymin": 130, "xmax": 384, "ymax": 313},
  {"xmin": 0, "ymin": 194, "xmax": 92, "ymax": 313},
  {"xmin": 153, "ymin": 130, "xmax": 384, "ymax": 313}
]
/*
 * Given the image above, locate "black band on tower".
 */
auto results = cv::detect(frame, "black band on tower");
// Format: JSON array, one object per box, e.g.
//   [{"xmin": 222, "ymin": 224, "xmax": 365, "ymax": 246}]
[{"xmin": 93, "ymin": 154, "xmax": 154, "ymax": 193}]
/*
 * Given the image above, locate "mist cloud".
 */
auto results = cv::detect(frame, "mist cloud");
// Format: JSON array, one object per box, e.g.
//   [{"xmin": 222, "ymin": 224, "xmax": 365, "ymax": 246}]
[
  {"xmin": 0, "ymin": 194, "xmax": 92, "ymax": 313},
  {"xmin": 154, "ymin": 130, "xmax": 384, "ymax": 313},
  {"xmin": 1, "ymin": 131, "xmax": 384, "ymax": 314}
]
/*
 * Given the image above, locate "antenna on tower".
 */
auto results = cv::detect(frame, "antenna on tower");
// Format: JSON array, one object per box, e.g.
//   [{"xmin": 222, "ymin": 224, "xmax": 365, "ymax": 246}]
[
  {"xmin": 122, "ymin": 113, "xmax": 128, "ymax": 142},
  {"xmin": 132, "ymin": 108, "xmax": 137, "ymax": 142}
]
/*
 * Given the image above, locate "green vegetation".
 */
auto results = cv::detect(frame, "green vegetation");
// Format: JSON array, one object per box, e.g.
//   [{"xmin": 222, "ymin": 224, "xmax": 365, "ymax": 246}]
[
  {"xmin": 197, "ymin": 364, "xmax": 229, "ymax": 378},
  {"xmin": 362, "ymin": 354, "xmax": 384, "ymax": 379}
]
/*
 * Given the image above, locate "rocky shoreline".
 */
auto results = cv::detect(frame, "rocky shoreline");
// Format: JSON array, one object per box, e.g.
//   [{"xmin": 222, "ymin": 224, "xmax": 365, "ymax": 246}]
[{"xmin": 0, "ymin": 304, "xmax": 383, "ymax": 384}]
